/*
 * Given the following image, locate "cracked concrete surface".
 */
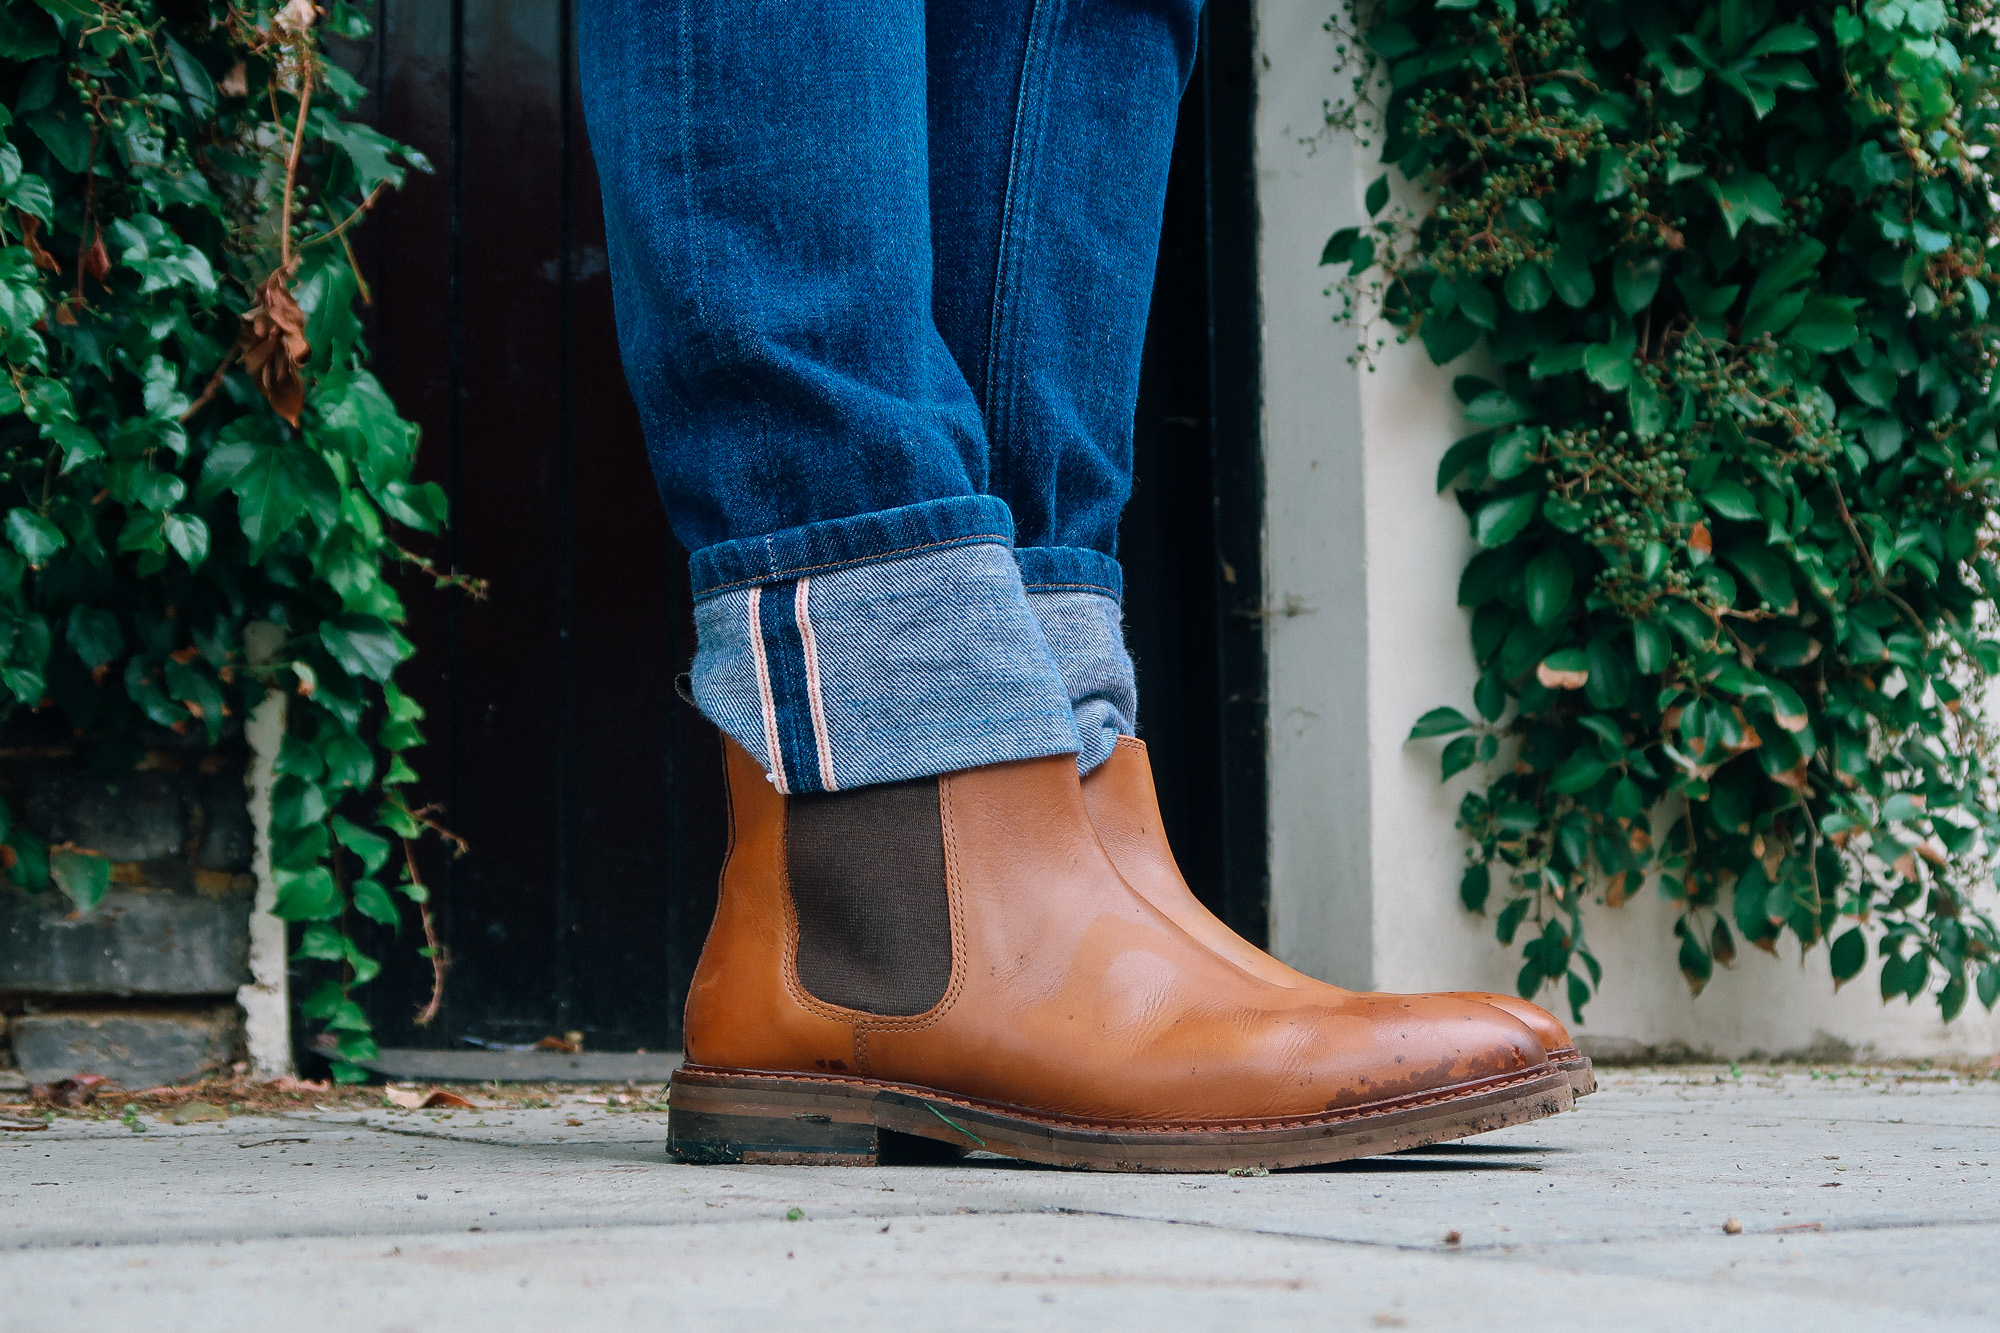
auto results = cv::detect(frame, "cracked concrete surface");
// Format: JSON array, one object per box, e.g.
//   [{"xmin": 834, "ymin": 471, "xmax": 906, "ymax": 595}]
[{"xmin": 3, "ymin": 1067, "xmax": 1997, "ymax": 1330}]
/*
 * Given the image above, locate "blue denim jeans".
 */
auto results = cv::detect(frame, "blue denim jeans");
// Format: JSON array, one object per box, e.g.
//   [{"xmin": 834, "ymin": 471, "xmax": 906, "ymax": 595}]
[{"xmin": 579, "ymin": 0, "xmax": 1198, "ymax": 790}]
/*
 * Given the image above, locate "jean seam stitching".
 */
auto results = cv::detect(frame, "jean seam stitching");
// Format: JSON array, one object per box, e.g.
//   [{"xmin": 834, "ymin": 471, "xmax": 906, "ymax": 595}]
[
  {"xmin": 982, "ymin": 0, "xmax": 1057, "ymax": 485},
  {"xmin": 694, "ymin": 532, "xmax": 1014, "ymax": 597},
  {"xmin": 675, "ymin": 0, "xmax": 767, "ymax": 464},
  {"xmin": 1021, "ymin": 581, "xmax": 1118, "ymax": 595}
]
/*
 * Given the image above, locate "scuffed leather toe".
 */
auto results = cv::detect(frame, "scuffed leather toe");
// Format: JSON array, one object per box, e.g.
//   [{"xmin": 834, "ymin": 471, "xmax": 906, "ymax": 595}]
[{"xmin": 1439, "ymin": 991, "xmax": 1574, "ymax": 1055}]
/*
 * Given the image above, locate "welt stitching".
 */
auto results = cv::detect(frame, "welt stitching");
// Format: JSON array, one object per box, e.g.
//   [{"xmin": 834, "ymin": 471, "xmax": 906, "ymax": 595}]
[
  {"xmin": 695, "ymin": 532, "xmax": 1012, "ymax": 598},
  {"xmin": 681, "ymin": 1065, "xmax": 1560, "ymax": 1135}
]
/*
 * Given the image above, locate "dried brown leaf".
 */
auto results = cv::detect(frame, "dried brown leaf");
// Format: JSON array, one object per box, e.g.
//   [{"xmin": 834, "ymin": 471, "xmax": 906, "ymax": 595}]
[
  {"xmin": 82, "ymin": 230, "xmax": 110, "ymax": 282},
  {"xmin": 34, "ymin": 1074, "xmax": 110, "ymax": 1108},
  {"xmin": 20, "ymin": 216, "xmax": 58, "ymax": 272},
  {"xmin": 275, "ymin": 0, "xmax": 319, "ymax": 35},
  {"xmin": 239, "ymin": 263, "xmax": 311, "ymax": 426},
  {"xmin": 1768, "ymin": 761, "xmax": 1812, "ymax": 795}
]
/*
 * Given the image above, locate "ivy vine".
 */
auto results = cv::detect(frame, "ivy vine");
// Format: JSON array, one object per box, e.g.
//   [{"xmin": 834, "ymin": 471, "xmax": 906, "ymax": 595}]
[
  {"xmin": 0, "ymin": 0, "xmax": 456, "ymax": 1079},
  {"xmin": 1331, "ymin": 0, "xmax": 2000, "ymax": 1022}
]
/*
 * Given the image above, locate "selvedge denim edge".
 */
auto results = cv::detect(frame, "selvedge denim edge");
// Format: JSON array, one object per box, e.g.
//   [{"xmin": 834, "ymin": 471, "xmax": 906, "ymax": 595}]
[{"xmin": 689, "ymin": 497, "xmax": 1081, "ymax": 793}]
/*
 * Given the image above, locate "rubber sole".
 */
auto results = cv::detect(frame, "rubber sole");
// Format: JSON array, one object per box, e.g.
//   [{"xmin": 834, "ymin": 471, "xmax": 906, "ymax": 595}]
[
  {"xmin": 667, "ymin": 1063, "xmax": 1575, "ymax": 1173},
  {"xmin": 1542, "ymin": 1046, "xmax": 1597, "ymax": 1098}
]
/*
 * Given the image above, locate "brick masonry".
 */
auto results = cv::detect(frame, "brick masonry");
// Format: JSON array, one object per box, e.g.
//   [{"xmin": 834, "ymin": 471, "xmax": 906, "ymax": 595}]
[
  {"xmin": 9, "ymin": 1007, "xmax": 238, "ymax": 1088},
  {"xmin": 0, "ymin": 739, "xmax": 256, "ymax": 1086}
]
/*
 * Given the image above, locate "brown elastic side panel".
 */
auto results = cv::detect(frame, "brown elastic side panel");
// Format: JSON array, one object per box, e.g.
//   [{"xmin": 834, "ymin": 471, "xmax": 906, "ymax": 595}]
[{"xmin": 785, "ymin": 777, "xmax": 952, "ymax": 1017}]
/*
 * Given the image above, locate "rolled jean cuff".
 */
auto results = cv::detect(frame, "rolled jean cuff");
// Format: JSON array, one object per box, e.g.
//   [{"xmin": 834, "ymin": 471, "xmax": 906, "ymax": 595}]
[
  {"xmin": 689, "ymin": 494, "xmax": 1017, "ymax": 596},
  {"xmin": 1020, "ymin": 548, "xmax": 1137, "ymax": 775},
  {"xmin": 690, "ymin": 502, "xmax": 1081, "ymax": 793},
  {"xmin": 1016, "ymin": 544, "xmax": 1124, "ymax": 600}
]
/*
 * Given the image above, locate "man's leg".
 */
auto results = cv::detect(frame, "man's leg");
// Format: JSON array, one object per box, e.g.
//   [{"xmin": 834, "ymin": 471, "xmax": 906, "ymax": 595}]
[
  {"xmin": 580, "ymin": 1, "xmax": 1569, "ymax": 1172},
  {"xmin": 926, "ymin": 0, "xmax": 1202, "ymax": 772},
  {"xmin": 579, "ymin": 0, "xmax": 1080, "ymax": 792}
]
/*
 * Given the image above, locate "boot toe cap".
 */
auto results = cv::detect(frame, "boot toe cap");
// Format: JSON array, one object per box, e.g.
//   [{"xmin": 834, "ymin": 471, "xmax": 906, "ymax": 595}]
[{"xmin": 1438, "ymin": 991, "xmax": 1575, "ymax": 1055}]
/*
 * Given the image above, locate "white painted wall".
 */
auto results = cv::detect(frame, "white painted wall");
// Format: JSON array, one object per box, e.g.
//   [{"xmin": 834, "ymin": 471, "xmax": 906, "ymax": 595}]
[
  {"xmin": 1254, "ymin": 0, "xmax": 1375, "ymax": 991},
  {"xmin": 1251, "ymin": 0, "xmax": 2000, "ymax": 1060},
  {"xmin": 237, "ymin": 623, "xmax": 292, "ymax": 1080}
]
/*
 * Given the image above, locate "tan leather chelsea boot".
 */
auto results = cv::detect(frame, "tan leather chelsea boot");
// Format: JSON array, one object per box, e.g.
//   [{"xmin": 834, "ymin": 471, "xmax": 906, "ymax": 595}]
[
  {"xmin": 1082, "ymin": 737, "xmax": 1597, "ymax": 1098},
  {"xmin": 667, "ymin": 736, "xmax": 1573, "ymax": 1172}
]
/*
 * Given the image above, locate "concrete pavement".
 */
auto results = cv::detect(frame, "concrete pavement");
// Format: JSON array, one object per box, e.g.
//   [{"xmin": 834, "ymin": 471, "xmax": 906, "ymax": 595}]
[{"xmin": 3, "ymin": 1066, "xmax": 1997, "ymax": 1330}]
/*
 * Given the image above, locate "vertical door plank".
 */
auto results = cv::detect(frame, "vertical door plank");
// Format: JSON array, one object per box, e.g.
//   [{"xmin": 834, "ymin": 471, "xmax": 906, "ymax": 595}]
[
  {"xmin": 352, "ymin": 0, "xmax": 467, "ymax": 1040},
  {"xmin": 434, "ymin": 0, "xmax": 569, "ymax": 1044},
  {"xmin": 557, "ymin": 15, "xmax": 703, "ymax": 1050}
]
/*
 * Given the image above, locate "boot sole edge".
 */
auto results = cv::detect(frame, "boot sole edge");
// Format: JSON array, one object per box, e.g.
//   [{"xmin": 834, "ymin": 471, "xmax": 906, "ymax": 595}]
[
  {"xmin": 666, "ymin": 1064, "xmax": 1575, "ymax": 1173},
  {"xmin": 1559, "ymin": 1057, "xmax": 1597, "ymax": 1098}
]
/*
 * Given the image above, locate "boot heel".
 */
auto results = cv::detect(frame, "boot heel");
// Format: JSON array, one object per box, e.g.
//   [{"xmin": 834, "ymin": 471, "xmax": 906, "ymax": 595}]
[{"xmin": 667, "ymin": 1067, "xmax": 884, "ymax": 1165}]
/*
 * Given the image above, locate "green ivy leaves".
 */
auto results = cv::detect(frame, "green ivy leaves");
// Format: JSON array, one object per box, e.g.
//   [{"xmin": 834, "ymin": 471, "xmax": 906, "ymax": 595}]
[
  {"xmin": 1355, "ymin": 0, "xmax": 2000, "ymax": 1023},
  {"xmin": 0, "ymin": 1, "xmax": 446, "ymax": 1082}
]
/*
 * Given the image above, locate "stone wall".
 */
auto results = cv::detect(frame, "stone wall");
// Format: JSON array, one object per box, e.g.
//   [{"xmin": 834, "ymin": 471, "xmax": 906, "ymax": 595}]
[{"xmin": 0, "ymin": 735, "xmax": 256, "ymax": 1091}]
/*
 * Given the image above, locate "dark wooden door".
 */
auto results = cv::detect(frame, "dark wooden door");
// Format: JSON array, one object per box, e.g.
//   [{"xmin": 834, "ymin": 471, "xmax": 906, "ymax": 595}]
[{"xmin": 341, "ymin": 0, "xmax": 1263, "ymax": 1057}]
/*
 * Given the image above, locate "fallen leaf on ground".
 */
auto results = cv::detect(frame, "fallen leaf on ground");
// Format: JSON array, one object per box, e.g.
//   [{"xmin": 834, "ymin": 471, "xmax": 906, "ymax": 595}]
[
  {"xmin": 269, "ymin": 1076, "xmax": 331, "ymax": 1094},
  {"xmin": 534, "ymin": 1035, "xmax": 581, "ymax": 1053},
  {"xmin": 565, "ymin": 1117, "xmax": 583, "ymax": 1127},
  {"xmin": 164, "ymin": 1101, "xmax": 229, "ymax": 1124},
  {"xmin": 34, "ymin": 1075, "xmax": 110, "ymax": 1108},
  {"xmin": 388, "ymin": 1087, "xmax": 479, "ymax": 1110}
]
